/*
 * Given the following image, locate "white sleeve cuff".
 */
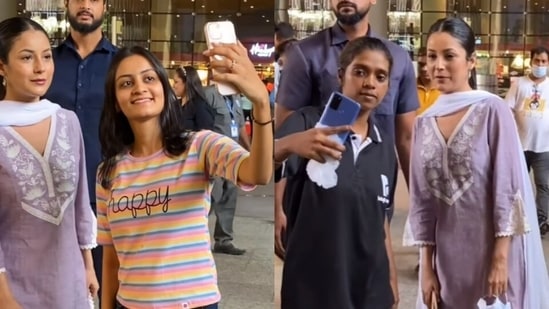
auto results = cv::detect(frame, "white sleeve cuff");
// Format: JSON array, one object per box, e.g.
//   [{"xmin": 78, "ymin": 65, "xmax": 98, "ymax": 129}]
[{"xmin": 80, "ymin": 243, "xmax": 98, "ymax": 250}]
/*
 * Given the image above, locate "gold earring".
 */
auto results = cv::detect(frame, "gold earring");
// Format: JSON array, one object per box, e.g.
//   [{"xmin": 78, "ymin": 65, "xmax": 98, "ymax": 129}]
[{"xmin": 1, "ymin": 77, "xmax": 5, "ymax": 87}]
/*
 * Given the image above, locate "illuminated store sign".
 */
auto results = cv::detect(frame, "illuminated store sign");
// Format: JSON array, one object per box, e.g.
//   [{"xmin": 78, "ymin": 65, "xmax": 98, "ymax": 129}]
[{"xmin": 249, "ymin": 43, "xmax": 275, "ymax": 58}]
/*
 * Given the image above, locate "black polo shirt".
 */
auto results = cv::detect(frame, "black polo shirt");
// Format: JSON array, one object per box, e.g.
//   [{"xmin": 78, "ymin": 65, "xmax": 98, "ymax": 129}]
[
  {"xmin": 276, "ymin": 23, "xmax": 419, "ymax": 141},
  {"xmin": 44, "ymin": 35, "xmax": 118, "ymax": 210},
  {"xmin": 278, "ymin": 106, "xmax": 397, "ymax": 309}
]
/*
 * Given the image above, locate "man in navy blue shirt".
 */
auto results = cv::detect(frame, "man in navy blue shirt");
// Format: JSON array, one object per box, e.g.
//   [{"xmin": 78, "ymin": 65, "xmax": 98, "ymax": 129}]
[{"xmin": 44, "ymin": 0, "xmax": 117, "ymax": 303}]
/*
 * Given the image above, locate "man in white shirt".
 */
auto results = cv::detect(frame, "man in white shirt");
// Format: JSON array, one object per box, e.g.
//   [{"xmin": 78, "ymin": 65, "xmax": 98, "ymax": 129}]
[{"xmin": 505, "ymin": 46, "xmax": 549, "ymax": 235}]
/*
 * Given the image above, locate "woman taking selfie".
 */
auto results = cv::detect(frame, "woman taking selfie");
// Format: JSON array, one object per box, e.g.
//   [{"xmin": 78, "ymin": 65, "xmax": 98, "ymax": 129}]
[
  {"xmin": 274, "ymin": 37, "xmax": 399, "ymax": 309},
  {"xmin": 0, "ymin": 17, "xmax": 98, "ymax": 308},
  {"xmin": 409, "ymin": 17, "xmax": 549, "ymax": 309},
  {"xmin": 96, "ymin": 43, "xmax": 272, "ymax": 309}
]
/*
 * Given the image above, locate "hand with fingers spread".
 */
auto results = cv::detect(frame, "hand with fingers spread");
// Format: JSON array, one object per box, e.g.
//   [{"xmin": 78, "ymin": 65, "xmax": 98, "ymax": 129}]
[
  {"xmin": 275, "ymin": 125, "xmax": 351, "ymax": 164},
  {"xmin": 204, "ymin": 41, "xmax": 273, "ymax": 185},
  {"xmin": 203, "ymin": 42, "xmax": 270, "ymax": 110}
]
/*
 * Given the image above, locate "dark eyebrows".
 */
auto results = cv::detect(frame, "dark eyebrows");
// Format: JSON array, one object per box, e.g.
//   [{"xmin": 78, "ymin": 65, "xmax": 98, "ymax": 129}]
[
  {"xmin": 352, "ymin": 64, "xmax": 368, "ymax": 70},
  {"xmin": 352, "ymin": 63, "xmax": 389, "ymax": 75},
  {"xmin": 427, "ymin": 48, "xmax": 457, "ymax": 53},
  {"xmin": 116, "ymin": 68, "xmax": 155, "ymax": 81},
  {"xmin": 18, "ymin": 48, "xmax": 52, "ymax": 54}
]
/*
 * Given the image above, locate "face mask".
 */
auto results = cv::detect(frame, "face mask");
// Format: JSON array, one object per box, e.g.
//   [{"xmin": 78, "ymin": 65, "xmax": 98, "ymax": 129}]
[{"xmin": 532, "ymin": 65, "xmax": 547, "ymax": 78}]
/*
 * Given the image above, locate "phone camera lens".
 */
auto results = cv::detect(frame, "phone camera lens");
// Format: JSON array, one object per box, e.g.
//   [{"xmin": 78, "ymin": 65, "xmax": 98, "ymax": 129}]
[{"xmin": 330, "ymin": 95, "xmax": 342, "ymax": 110}]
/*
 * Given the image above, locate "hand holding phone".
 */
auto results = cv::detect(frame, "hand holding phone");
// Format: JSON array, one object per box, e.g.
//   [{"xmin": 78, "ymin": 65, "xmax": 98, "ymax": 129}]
[
  {"xmin": 318, "ymin": 92, "xmax": 361, "ymax": 144},
  {"xmin": 204, "ymin": 21, "xmax": 239, "ymax": 95}
]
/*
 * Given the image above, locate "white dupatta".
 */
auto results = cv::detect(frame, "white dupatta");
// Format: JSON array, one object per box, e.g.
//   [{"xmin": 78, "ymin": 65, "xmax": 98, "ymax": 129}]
[
  {"xmin": 421, "ymin": 90, "xmax": 549, "ymax": 308},
  {"xmin": 421, "ymin": 89, "xmax": 498, "ymax": 117},
  {"xmin": 0, "ymin": 99, "xmax": 60, "ymax": 127}
]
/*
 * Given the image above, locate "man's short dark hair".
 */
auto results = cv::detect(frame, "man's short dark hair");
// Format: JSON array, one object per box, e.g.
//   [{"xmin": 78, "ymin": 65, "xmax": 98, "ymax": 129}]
[
  {"xmin": 275, "ymin": 22, "xmax": 295, "ymax": 41},
  {"xmin": 531, "ymin": 46, "xmax": 549, "ymax": 60},
  {"xmin": 274, "ymin": 38, "xmax": 297, "ymax": 61}
]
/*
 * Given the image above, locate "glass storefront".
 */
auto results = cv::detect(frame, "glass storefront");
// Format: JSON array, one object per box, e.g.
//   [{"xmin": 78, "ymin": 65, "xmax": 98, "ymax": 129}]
[
  {"xmin": 17, "ymin": 0, "xmax": 275, "ymax": 81},
  {"xmin": 389, "ymin": 0, "xmax": 549, "ymax": 96},
  {"xmin": 286, "ymin": 0, "xmax": 335, "ymax": 39}
]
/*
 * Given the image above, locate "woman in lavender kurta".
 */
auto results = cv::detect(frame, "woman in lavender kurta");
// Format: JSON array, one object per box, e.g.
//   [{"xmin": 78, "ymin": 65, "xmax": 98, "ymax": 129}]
[
  {"xmin": 410, "ymin": 17, "xmax": 549, "ymax": 309},
  {"xmin": 0, "ymin": 17, "xmax": 98, "ymax": 308}
]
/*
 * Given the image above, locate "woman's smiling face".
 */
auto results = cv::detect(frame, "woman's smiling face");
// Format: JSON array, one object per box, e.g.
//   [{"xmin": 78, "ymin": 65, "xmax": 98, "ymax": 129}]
[{"xmin": 114, "ymin": 54, "xmax": 165, "ymax": 122}]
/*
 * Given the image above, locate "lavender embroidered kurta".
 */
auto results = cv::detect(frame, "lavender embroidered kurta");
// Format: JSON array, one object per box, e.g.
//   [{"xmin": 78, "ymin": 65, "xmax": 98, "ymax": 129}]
[
  {"xmin": 0, "ymin": 109, "xmax": 96, "ymax": 308},
  {"xmin": 409, "ymin": 98, "xmax": 532, "ymax": 308}
]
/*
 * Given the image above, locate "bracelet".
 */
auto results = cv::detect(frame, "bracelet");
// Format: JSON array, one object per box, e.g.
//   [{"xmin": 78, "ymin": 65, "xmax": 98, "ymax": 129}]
[{"xmin": 252, "ymin": 117, "xmax": 274, "ymax": 126}]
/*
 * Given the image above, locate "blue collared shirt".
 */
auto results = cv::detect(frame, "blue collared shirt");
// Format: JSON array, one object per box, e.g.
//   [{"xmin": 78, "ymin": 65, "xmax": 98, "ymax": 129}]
[{"xmin": 44, "ymin": 35, "xmax": 118, "ymax": 209}]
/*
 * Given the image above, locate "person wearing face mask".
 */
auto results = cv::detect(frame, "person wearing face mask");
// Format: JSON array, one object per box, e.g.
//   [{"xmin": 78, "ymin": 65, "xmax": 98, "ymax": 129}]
[{"xmin": 505, "ymin": 46, "xmax": 549, "ymax": 235}]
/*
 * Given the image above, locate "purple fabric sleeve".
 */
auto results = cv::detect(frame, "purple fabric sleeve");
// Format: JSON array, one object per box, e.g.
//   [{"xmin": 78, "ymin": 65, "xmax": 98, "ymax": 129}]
[
  {"xmin": 396, "ymin": 57, "xmax": 420, "ymax": 115},
  {"xmin": 409, "ymin": 120, "xmax": 436, "ymax": 245},
  {"xmin": 70, "ymin": 113, "xmax": 97, "ymax": 249},
  {"xmin": 488, "ymin": 100, "xmax": 530, "ymax": 237},
  {"xmin": 275, "ymin": 43, "xmax": 312, "ymax": 111}
]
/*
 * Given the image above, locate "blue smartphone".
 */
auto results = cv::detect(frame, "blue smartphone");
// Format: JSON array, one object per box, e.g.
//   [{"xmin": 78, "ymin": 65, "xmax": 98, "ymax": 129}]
[{"xmin": 318, "ymin": 92, "xmax": 360, "ymax": 144}]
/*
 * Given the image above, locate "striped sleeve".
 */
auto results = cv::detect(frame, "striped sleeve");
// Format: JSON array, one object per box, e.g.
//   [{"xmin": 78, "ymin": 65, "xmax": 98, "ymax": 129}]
[
  {"xmin": 195, "ymin": 131, "xmax": 252, "ymax": 188},
  {"xmin": 95, "ymin": 173, "xmax": 113, "ymax": 246}
]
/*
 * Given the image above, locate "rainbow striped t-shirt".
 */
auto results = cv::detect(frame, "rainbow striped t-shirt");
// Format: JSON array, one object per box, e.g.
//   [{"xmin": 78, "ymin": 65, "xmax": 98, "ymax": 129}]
[{"xmin": 96, "ymin": 130, "xmax": 252, "ymax": 309}]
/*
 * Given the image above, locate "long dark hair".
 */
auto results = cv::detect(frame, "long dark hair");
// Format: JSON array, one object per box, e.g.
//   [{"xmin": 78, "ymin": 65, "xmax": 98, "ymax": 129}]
[
  {"xmin": 427, "ymin": 17, "xmax": 477, "ymax": 90},
  {"xmin": 175, "ymin": 65, "xmax": 208, "ymax": 105},
  {"xmin": 0, "ymin": 17, "xmax": 49, "ymax": 99},
  {"xmin": 98, "ymin": 46, "xmax": 190, "ymax": 189}
]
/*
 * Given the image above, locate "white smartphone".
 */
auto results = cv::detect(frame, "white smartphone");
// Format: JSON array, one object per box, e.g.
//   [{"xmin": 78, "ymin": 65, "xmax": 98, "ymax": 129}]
[{"xmin": 204, "ymin": 21, "xmax": 239, "ymax": 96}]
